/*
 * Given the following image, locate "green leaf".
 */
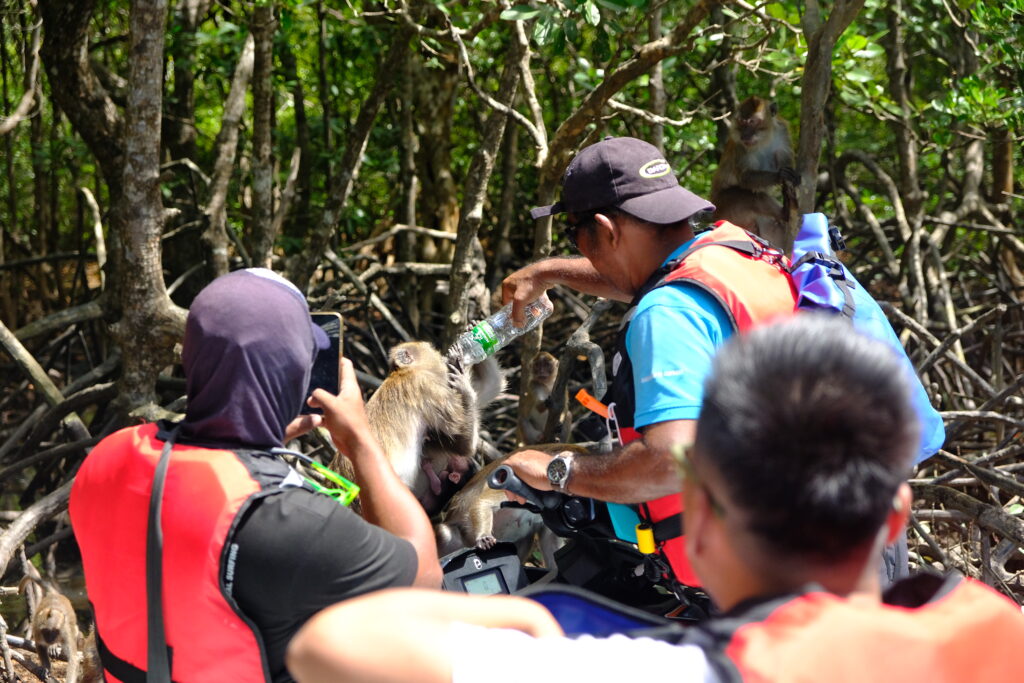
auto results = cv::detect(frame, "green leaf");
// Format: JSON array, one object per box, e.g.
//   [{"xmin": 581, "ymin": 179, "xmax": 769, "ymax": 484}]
[
  {"xmin": 534, "ymin": 19, "xmax": 559, "ymax": 46},
  {"xmin": 846, "ymin": 68, "xmax": 874, "ymax": 83},
  {"xmin": 583, "ymin": 1, "xmax": 601, "ymax": 26},
  {"xmin": 596, "ymin": 0, "xmax": 630, "ymax": 12},
  {"xmin": 594, "ymin": 27, "xmax": 611, "ymax": 60},
  {"xmin": 766, "ymin": 3, "xmax": 788, "ymax": 20},
  {"xmin": 844, "ymin": 34, "xmax": 868, "ymax": 52},
  {"xmin": 501, "ymin": 5, "xmax": 542, "ymax": 21},
  {"xmin": 564, "ymin": 18, "xmax": 580, "ymax": 43},
  {"xmin": 1006, "ymin": 503, "xmax": 1024, "ymax": 515}
]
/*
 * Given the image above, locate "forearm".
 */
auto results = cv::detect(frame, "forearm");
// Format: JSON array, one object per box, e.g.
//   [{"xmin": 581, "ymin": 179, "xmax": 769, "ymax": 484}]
[
  {"xmin": 517, "ymin": 257, "xmax": 632, "ymax": 302},
  {"xmin": 536, "ymin": 257, "xmax": 631, "ymax": 301},
  {"xmin": 287, "ymin": 589, "xmax": 563, "ymax": 683},
  {"xmin": 570, "ymin": 441, "xmax": 682, "ymax": 503},
  {"xmin": 344, "ymin": 434, "xmax": 441, "ymax": 587},
  {"xmin": 506, "ymin": 420, "xmax": 693, "ymax": 504}
]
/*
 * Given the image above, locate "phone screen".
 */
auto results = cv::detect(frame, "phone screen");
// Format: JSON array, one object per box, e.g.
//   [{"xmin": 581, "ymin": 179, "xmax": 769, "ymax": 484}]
[{"xmin": 302, "ymin": 312, "xmax": 343, "ymax": 415}]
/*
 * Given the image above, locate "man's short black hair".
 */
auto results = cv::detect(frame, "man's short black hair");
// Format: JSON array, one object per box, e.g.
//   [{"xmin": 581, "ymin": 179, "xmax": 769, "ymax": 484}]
[{"xmin": 695, "ymin": 314, "xmax": 920, "ymax": 560}]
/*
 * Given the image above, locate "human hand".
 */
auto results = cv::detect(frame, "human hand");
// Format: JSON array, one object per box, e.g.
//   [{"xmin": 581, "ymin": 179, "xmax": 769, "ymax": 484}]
[
  {"xmin": 501, "ymin": 264, "xmax": 550, "ymax": 328},
  {"xmin": 308, "ymin": 357, "xmax": 376, "ymax": 458},
  {"xmin": 283, "ymin": 413, "xmax": 323, "ymax": 443},
  {"xmin": 501, "ymin": 449, "xmax": 555, "ymax": 504}
]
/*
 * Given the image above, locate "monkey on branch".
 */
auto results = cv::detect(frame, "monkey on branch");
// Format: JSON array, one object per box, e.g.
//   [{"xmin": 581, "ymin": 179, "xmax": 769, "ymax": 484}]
[{"xmin": 710, "ymin": 95, "xmax": 800, "ymax": 249}]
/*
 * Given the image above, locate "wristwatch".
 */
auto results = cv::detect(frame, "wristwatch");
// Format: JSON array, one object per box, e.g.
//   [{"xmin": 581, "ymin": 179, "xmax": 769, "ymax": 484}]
[{"xmin": 546, "ymin": 453, "xmax": 574, "ymax": 490}]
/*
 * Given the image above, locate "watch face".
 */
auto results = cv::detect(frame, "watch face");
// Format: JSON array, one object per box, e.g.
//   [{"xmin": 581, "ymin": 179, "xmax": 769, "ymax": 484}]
[{"xmin": 548, "ymin": 457, "xmax": 568, "ymax": 485}]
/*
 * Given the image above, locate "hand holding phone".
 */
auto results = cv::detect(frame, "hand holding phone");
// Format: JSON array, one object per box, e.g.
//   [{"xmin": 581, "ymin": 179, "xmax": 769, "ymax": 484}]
[{"xmin": 301, "ymin": 312, "xmax": 343, "ymax": 415}]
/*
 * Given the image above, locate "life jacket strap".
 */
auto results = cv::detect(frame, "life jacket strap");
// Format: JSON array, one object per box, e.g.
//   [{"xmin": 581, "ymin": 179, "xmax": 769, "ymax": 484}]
[
  {"xmin": 96, "ymin": 626, "xmax": 178, "ymax": 683},
  {"xmin": 651, "ymin": 515, "xmax": 683, "ymax": 543}
]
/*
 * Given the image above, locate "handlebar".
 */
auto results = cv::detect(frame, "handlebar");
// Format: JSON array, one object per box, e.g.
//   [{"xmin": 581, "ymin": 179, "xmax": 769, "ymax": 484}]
[{"xmin": 487, "ymin": 465, "xmax": 565, "ymax": 510}]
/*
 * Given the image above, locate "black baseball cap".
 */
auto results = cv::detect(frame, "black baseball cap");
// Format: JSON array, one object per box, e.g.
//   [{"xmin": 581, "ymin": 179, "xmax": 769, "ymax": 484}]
[{"xmin": 530, "ymin": 137, "xmax": 714, "ymax": 224}]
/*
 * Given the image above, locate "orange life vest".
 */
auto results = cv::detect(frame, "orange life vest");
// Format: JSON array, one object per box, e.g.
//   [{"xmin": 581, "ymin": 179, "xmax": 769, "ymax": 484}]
[
  {"xmin": 70, "ymin": 422, "xmax": 285, "ymax": 682},
  {"xmin": 686, "ymin": 575, "xmax": 1024, "ymax": 681},
  {"xmin": 605, "ymin": 223, "xmax": 798, "ymax": 586}
]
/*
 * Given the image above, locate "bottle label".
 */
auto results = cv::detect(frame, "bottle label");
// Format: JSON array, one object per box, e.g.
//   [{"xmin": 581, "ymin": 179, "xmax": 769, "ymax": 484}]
[{"xmin": 470, "ymin": 321, "xmax": 499, "ymax": 353}]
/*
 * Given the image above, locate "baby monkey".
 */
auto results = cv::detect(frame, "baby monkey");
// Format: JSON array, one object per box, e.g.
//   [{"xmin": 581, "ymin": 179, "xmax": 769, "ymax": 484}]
[{"xmin": 436, "ymin": 444, "xmax": 589, "ymax": 566}]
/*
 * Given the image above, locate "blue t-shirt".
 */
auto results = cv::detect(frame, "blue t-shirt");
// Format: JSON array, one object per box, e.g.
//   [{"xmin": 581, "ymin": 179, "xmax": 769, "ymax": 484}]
[{"xmin": 624, "ymin": 240, "xmax": 734, "ymax": 429}]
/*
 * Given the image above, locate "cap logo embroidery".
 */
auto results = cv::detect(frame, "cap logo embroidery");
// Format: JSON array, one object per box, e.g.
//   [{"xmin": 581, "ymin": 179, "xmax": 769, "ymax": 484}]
[{"xmin": 639, "ymin": 159, "xmax": 671, "ymax": 178}]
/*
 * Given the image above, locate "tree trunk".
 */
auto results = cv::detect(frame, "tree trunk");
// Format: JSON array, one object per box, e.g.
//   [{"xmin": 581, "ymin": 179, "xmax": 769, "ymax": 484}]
[
  {"xmin": 279, "ymin": 32, "xmax": 312, "ymax": 239},
  {"xmin": 249, "ymin": 2, "xmax": 276, "ymax": 268},
  {"xmin": 793, "ymin": 0, "xmax": 866, "ymax": 249},
  {"xmin": 165, "ymin": 0, "xmax": 211, "ymax": 163},
  {"xmin": 316, "ymin": 0, "xmax": 332, "ymax": 191},
  {"xmin": 648, "ymin": 8, "xmax": 665, "ymax": 153},
  {"xmin": 202, "ymin": 33, "xmax": 255, "ymax": 278},
  {"xmin": 883, "ymin": 2, "xmax": 923, "ymax": 221},
  {"xmin": 486, "ymin": 114, "xmax": 518, "ymax": 293},
  {"xmin": 38, "ymin": 0, "xmax": 124, "ymax": 200},
  {"xmin": 397, "ymin": 47, "xmax": 421, "ymax": 331},
  {"xmin": 708, "ymin": 3, "xmax": 738, "ymax": 149},
  {"xmin": 290, "ymin": 27, "xmax": 414, "ymax": 291},
  {"xmin": 990, "ymin": 126, "xmax": 1014, "ymax": 206},
  {"xmin": 444, "ymin": 42, "xmax": 521, "ymax": 345},
  {"xmin": 1, "ymin": 11, "xmax": 16, "ymax": 326},
  {"xmin": 109, "ymin": 0, "xmax": 187, "ymax": 415}
]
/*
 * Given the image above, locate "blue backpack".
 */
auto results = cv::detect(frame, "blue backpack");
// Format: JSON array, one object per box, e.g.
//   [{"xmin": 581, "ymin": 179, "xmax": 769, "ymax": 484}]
[{"xmin": 790, "ymin": 213, "xmax": 945, "ymax": 463}]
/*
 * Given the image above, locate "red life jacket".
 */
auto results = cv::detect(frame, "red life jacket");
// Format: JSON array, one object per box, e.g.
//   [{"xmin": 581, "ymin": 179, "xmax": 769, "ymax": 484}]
[
  {"xmin": 70, "ymin": 422, "xmax": 282, "ymax": 683},
  {"xmin": 690, "ymin": 575, "xmax": 1024, "ymax": 681},
  {"xmin": 605, "ymin": 223, "xmax": 798, "ymax": 586}
]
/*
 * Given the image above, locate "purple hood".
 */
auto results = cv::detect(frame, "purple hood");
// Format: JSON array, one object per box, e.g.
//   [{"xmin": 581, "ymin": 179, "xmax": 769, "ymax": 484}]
[{"xmin": 179, "ymin": 269, "xmax": 322, "ymax": 449}]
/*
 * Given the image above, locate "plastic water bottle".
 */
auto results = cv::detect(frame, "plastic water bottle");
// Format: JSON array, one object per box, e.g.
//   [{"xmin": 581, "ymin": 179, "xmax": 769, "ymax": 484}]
[{"xmin": 448, "ymin": 293, "xmax": 554, "ymax": 365}]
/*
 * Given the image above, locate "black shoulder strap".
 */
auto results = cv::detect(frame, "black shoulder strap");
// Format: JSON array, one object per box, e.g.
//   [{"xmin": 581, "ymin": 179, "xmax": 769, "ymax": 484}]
[{"xmin": 146, "ymin": 425, "xmax": 178, "ymax": 683}]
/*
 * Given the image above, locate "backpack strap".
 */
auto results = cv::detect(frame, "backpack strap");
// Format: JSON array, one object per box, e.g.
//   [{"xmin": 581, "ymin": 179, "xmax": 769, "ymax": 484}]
[
  {"xmin": 790, "ymin": 250, "xmax": 857, "ymax": 318},
  {"xmin": 146, "ymin": 426, "xmax": 178, "ymax": 683}
]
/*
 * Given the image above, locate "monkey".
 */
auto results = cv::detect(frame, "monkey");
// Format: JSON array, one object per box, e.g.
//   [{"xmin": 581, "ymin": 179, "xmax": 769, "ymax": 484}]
[
  {"xmin": 334, "ymin": 341, "xmax": 504, "ymax": 516},
  {"xmin": 434, "ymin": 444, "xmax": 590, "ymax": 567},
  {"xmin": 517, "ymin": 351, "xmax": 567, "ymax": 445},
  {"xmin": 417, "ymin": 454, "xmax": 476, "ymax": 517},
  {"xmin": 710, "ymin": 95, "xmax": 800, "ymax": 249},
  {"xmin": 25, "ymin": 579, "xmax": 79, "ymax": 683},
  {"xmin": 78, "ymin": 625, "xmax": 105, "ymax": 683}
]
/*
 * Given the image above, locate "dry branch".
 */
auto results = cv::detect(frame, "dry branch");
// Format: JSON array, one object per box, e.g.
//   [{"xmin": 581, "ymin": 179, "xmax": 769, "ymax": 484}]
[
  {"xmin": 0, "ymin": 481, "xmax": 72, "ymax": 578},
  {"xmin": 914, "ymin": 483, "xmax": 1024, "ymax": 549},
  {"xmin": 0, "ymin": 19, "xmax": 41, "ymax": 136}
]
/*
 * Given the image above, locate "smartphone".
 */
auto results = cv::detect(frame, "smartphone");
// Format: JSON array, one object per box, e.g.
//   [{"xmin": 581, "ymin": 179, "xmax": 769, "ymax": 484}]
[{"xmin": 302, "ymin": 312, "xmax": 343, "ymax": 415}]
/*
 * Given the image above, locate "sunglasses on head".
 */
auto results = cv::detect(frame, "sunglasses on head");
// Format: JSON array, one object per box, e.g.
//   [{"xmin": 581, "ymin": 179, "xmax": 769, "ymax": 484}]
[{"xmin": 674, "ymin": 444, "xmax": 726, "ymax": 518}]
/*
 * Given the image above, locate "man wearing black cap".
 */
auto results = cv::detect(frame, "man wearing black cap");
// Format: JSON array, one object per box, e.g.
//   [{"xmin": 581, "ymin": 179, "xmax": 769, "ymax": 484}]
[
  {"xmin": 70, "ymin": 268, "xmax": 441, "ymax": 683},
  {"xmin": 501, "ymin": 137, "xmax": 797, "ymax": 587}
]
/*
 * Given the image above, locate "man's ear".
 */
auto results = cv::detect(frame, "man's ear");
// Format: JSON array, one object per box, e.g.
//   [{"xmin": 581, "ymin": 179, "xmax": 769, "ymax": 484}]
[
  {"xmin": 683, "ymin": 484, "xmax": 711, "ymax": 560},
  {"xmin": 593, "ymin": 212, "xmax": 618, "ymax": 247},
  {"xmin": 884, "ymin": 482, "xmax": 912, "ymax": 545}
]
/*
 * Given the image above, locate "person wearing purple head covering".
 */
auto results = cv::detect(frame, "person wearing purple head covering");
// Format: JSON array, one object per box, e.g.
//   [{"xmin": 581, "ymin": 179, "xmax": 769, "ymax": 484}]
[{"xmin": 70, "ymin": 268, "xmax": 441, "ymax": 683}]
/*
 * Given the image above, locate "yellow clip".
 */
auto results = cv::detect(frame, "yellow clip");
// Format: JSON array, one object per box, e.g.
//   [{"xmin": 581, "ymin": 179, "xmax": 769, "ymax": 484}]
[
  {"xmin": 635, "ymin": 522, "xmax": 656, "ymax": 555},
  {"xmin": 575, "ymin": 388, "xmax": 609, "ymax": 419}
]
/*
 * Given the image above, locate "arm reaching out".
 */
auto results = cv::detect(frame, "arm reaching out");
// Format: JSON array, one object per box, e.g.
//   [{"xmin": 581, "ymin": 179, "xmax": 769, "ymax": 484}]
[
  {"xmin": 502, "ymin": 257, "xmax": 631, "ymax": 326},
  {"xmin": 309, "ymin": 359, "xmax": 441, "ymax": 588},
  {"xmin": 287, "ymin": 589, "xmax": 563, "ymax": 683}
]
